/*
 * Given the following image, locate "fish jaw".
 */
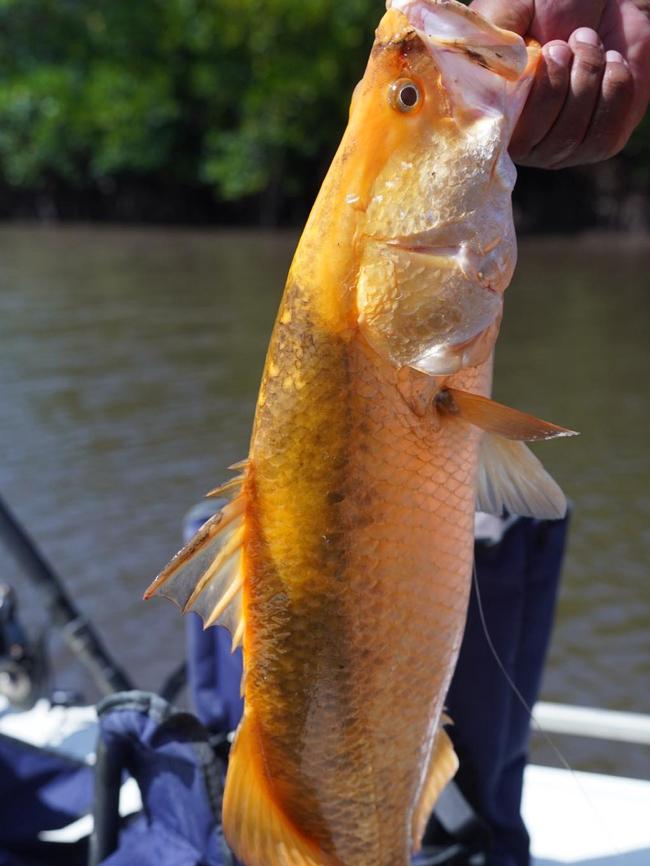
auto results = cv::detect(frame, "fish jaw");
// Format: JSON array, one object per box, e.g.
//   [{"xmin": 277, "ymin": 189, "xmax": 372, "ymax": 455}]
[{"xmin": 387, "ymin": 0, "xmax": 535, "ymax": 128}]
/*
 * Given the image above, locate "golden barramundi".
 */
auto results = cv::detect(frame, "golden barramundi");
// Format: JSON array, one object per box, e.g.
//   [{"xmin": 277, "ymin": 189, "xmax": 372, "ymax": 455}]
[{"xmin": 145, "ymin": 2, "xmax": 576, "ymax": 865}]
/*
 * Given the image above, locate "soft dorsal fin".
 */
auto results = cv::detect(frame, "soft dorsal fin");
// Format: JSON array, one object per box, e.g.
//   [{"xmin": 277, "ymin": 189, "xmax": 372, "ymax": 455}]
[
  {"xmin": 477, "ymin": 435, "xmax": 568, "ymax": 519},
  {"xmin": 143, "ymin": 462, "xmax": 249, "ymax": 650}
]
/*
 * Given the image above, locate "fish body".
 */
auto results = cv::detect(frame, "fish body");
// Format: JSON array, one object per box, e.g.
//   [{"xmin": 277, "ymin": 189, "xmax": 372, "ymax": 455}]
[
  {"xmin": 146, "ymin": 4, "xmax": 574, "ymax": 866},
  {"xmin": 244, "ymin": 330, "xmax": 486, "ymax": 866}
]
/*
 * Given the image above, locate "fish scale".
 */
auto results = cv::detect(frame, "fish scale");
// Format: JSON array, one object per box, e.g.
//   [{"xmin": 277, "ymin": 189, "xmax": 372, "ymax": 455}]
[
  {"xmin": 144, "ymin": 4, "xmax": 575, "ymax": 866},
  {"xmin": 244, "ymin": 316, "xmax": 489, "ymax": 866}
]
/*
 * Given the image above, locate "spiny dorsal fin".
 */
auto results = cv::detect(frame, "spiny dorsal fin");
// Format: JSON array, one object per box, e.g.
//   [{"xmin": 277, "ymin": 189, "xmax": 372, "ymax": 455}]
[
  {"xmin": 477, "ymin": 435, "xmax": 567, "ymax": 520},
  {"xmin": 441, "ymin": 388, "xmax": 578, "ymax": 441},
  {"xmin": 206, "ymin": 474, "xmax": 246, "ymax": 499},
  {"xmin": 144, "ymin": 463, "xmax": 249, "ymax": 649}
]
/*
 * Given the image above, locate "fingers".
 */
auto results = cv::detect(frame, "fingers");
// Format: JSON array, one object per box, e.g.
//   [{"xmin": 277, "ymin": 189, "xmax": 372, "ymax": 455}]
[
  {"xmin": 530, "ymin": 28, "xmax": 606, "ymax": 168},
  {"xmin": 512, "ymin": 27, "xmax": 634, "ymax": 169},
  {"xmin": 574, "ymin": 50, "xmax": 635, "ymax": 163},
  {"xmin": 510, "ymin": 41, "xmax": 573, "ymax": 162}
]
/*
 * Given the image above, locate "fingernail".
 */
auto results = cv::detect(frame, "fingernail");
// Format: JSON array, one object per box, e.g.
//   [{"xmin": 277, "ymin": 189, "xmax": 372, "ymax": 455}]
[
  {"xmin": 573, "ymin": 27, "xmax": 601, "ymax": 47},
  {"xmin": 606, "ymin": 49, "xmax": 629, "ymax": 68},
  {"xmin": 545, "ymin": 43, "xmax": 572, "ymax": 67}
]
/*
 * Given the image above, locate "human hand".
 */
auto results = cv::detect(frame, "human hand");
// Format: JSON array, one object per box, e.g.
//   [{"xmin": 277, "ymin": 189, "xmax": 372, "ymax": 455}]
[{"xmin": 471, "ymin": 0, "xmax": 650, "ymax": 168}]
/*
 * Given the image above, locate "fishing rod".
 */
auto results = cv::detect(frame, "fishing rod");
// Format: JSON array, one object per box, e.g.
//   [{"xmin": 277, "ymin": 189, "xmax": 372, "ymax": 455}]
[{"xmin": 0, "ymin": 493, "xmax": 133, "ymax": 696}]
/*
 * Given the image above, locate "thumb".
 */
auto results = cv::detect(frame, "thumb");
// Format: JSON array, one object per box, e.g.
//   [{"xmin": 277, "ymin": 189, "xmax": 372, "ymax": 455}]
[{"xmin": 469, "ymin": 0, "xmax": 533, "ymax": 35}]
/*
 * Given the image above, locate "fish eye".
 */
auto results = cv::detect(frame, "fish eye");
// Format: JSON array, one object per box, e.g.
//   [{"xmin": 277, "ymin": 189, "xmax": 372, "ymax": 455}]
[{"xmin": 388, "ymin": 78, "xmax": 422, "ymax": 114}]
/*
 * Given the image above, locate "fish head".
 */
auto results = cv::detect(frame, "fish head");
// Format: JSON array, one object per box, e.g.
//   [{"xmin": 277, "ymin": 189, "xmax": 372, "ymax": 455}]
[{"xmin": 348, "ymin": 0, "xmax": 539, "ymax": 375}]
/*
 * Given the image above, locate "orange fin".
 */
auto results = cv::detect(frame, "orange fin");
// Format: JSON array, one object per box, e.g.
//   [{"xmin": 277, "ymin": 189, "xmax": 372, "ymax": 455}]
[
  {"xmin": 223, "ymin": 719, "xmax": 338, "ymax": 866},
  {"xmin": 144, "ymin": 466, "xmax": 249, "ymax": 650},
  {"xmin": 411, "ymin": 722, "xmax": 459, "ymax": 852},
  {"xmin": 478, "ymin": 435, "xmax": 567, "ymax": 519},
  {"xmin": 440, "ymin": 388, "xmax": 578, "ymax": 441},
  {"xmin": 435, "ymin": 389, "xmax": 575, "ymax": 518},
  {"xmin": 206, "ymin": 474, "xmax": 246, "ymax": 499}
]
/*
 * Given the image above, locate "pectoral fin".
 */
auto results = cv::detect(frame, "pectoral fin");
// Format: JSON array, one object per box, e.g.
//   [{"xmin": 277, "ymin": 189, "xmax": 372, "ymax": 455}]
[
  {"xmin": 441, "ymin": 389, "xmax": 578, "ymax": 441},
  {"xmin": 143, "ymin": 462, "xmax": 249, "ymax": 650},
  {"xmin": 436, "ymin": 389, "xmax": 577, "ymax": 520},
  {"xmin": 477, "ymin": 435, "xmax": 568, "ymax": 519}
]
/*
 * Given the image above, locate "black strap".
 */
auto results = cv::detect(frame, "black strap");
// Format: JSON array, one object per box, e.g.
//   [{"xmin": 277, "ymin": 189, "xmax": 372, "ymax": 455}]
[{"xmin": 427, "ymin": 780, "xmax": 491, "ymax": 857}]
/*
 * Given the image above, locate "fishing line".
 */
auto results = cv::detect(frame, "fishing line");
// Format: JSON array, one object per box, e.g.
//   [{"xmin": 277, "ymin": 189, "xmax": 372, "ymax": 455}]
[{"xmin": 470, "ymin": 557, "xmax": 625, "ymax": 860}]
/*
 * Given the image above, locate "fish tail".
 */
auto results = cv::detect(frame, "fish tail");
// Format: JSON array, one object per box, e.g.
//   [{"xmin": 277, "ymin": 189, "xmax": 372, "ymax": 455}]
[{"xmin": 223, "ymin": 719, "xmax": 340, "ymax": 866}]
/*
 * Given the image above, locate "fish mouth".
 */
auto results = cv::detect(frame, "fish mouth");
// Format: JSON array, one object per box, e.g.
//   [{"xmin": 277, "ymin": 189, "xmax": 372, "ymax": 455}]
[
  {"xmin": 384, "ymin": 0, "xmax": 534, "ymax": 128},
  {"xmin": 387, "ymin": 0, "xmax": 528, "ymax": 82}
]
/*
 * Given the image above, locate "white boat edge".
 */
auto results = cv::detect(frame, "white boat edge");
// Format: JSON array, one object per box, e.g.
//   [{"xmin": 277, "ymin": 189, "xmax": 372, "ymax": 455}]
[{"xmin": 1, "ymin": 696, "xmax": 648, "ymax": 861}]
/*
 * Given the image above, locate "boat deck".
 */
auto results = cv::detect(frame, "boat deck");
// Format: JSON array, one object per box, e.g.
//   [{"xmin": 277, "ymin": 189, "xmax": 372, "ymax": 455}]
[
  {"xmin": 525, "ymin": 764, "xmax": 650, "ymax": 866},
  {"xmin": 1, "ymin": 697, "xmax": 649, "ymax": 862}
]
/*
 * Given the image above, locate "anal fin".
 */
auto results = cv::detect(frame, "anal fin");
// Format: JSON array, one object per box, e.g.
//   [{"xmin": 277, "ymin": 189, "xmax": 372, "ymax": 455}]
[
  {"xmin": 223, "ymin": 719, "xmax": 338, "ymax": 866},
  {"xmin": 143, "ymin": 463, "xmax": 249, "ymax": 650},
  {"xmin": 412, "ymin": 722, "xmax": 459, "ymax": 852}
]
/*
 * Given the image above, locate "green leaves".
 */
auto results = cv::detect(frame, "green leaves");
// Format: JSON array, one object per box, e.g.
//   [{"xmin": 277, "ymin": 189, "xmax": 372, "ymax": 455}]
[
  {"xmin": 0, "ymin": 67, "xmax": 83, "ymax": 186},
  {"xmin": 0, "ymin": 0, "xmax": 375, "ymax": 215},
  {"xmin": 84, "ymin": 65, "xmax": 178, "ymax": 176}
]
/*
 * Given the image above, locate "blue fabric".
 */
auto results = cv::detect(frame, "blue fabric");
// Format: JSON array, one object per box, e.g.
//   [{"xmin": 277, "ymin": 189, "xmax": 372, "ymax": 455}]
[
  {"xmin": 183, "ymin": 505, "xmax": 243, "ymax": 737},
  {"xmin": 443, "ymin": 515, "xmax": 569, "ymax": 866},
  {"xmin": 185, "ymin": 512, "xmax": 568, "ymax": 866},
  {"xmin": 0, "ymin": 732, "xmax": 92, "ymax": 865},
  {"xmin": 95, "ymin": 691, "xmax": 231, "ymax": 866},
  {"xmin": 186, "ymin": 620, "xmax": 243, "ymax": 736}
]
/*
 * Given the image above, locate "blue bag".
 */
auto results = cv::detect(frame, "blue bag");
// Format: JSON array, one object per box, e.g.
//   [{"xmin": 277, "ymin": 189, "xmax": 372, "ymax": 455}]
[
  {"xmin": 92, "ymin": 691, "xmax": 232, "ymax": 866},
  {"xmin": 0, "ymin": 731, "xmax": 92, "ymax": 866}
]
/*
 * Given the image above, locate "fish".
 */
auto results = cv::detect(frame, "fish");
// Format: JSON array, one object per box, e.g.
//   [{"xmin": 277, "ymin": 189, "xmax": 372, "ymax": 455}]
[{"xmin": 145, "ymin": 2, "xmax": 576, "ymax": 865}]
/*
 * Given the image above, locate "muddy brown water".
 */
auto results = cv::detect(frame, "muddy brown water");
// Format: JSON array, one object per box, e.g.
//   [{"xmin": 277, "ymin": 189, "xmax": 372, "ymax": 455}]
[{"xmin": 0, "ymin": 226, "xmax": 648, "ymax": 779}]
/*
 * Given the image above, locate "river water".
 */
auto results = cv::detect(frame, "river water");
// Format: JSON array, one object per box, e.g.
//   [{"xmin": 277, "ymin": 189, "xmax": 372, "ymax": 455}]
[{"xmin": 0, "ymin": 226, "xmax": 648, "ymax": 779}]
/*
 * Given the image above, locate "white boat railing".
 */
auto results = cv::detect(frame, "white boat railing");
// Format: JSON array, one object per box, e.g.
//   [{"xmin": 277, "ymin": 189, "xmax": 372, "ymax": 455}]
[{"xmin": 533, "ymin": 701, "xmax": 650, "ymax": 746}]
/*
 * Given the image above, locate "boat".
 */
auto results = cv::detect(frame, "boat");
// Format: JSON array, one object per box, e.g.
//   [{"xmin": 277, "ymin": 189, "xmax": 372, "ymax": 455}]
[
  {"xmin": 1, "ymin": 495, "xmax": 648, "ymax": 866},
  {"xmin": 2, "ymin": 692, "xmax": 649, "ymax": 865}
]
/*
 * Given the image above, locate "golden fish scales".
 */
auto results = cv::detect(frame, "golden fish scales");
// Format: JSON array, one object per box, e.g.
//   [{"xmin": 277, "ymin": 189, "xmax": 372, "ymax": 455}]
[
  {"xmin": 244, "ymin": 280, "xmax": 488, "ymax": 864},
  {"xmin": 145, "ymin": 3, "xmax": 576, "ymax": 866}
]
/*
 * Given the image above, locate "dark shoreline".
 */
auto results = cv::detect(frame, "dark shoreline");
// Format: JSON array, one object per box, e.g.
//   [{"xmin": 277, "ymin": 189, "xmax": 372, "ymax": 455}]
[{"xmin": 1, "ymin": 162, "xmax": 649, "ymax": 235}]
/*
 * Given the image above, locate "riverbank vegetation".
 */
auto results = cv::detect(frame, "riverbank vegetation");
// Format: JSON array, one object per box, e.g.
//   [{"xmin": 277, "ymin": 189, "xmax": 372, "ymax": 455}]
[{"xmin": 1, "ymin": 0, "xmax": 648, "ymax": 231}]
